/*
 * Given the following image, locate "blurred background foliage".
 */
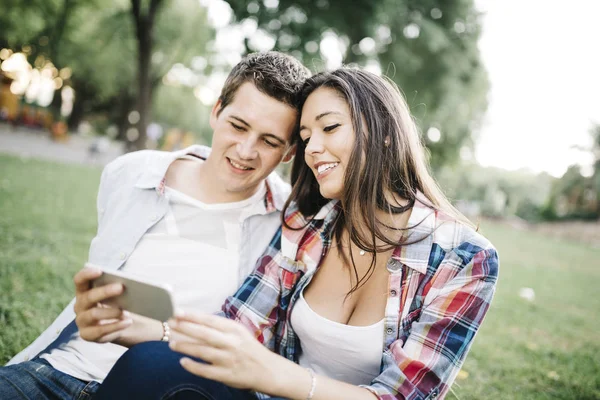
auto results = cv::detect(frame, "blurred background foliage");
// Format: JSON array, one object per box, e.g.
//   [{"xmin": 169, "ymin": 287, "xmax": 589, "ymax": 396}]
[
  {"xmin": 1, "ymin": 2, "xmax": 599, "ymax": 398},
  {"xmin": 0, "ymin": 0, "xmax": 598, "ymax": 222}
]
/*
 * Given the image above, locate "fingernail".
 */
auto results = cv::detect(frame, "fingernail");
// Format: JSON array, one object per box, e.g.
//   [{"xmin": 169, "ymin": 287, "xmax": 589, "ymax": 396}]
[
  {"xmin": 169, "ymin": 340, "xmax": 177, "ymax": 349},
  {"xmin": 84, "ymin": 263, "xmax": 101, "ymax": 273},
  {"xmin": 168, "ymin": 319, "xmax": 177, "ymax": 327},
  {"xmin": 174, "ymin": 309, "xmax": 185, "ymax": 318},
  {"xmin": 122, "ymin": 318, "xmax": 133, "ymax": 325},
  {"xmin": 122, "ymin": 310, "xmax": 131, "ymax": 317},
  {"xmin": 110, "ymin": 284, "xmax": 123, "ymax": 294}
]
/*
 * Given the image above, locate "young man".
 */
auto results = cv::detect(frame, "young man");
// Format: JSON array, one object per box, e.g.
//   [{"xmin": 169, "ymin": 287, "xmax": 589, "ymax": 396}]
[{"xmin": 0, "ymin": 51, "xmax": 310, "ymax": 399}]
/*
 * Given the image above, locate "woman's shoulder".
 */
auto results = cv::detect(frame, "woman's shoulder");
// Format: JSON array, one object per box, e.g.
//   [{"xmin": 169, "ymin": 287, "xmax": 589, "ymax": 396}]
[{"xmin": 431, "ymin": 210, "xmax": 498, "ymax": 266}]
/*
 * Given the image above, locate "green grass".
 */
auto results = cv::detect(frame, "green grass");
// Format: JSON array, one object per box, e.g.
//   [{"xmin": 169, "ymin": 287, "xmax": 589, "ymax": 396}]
[
  {"xmin": 1, "ymin": 153, "xmax": 599, "ymax": 399},
  {"xmin": 0, "ymin": 154, "xmax": 101, "ymax": 363}
]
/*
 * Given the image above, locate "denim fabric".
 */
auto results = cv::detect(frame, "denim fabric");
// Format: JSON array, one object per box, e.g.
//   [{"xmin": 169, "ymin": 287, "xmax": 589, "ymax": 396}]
[
  {"xmin": 94, "ymin": 341, "xmax": 264, "ymax": 400},
  {"xmin": 0, "ymin": 358, "xmax": 99, "ymax": 399}
]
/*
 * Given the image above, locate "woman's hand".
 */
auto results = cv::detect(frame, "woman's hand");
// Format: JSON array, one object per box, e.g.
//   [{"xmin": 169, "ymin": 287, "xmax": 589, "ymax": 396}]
[{"xmin": 168, "ymin": 312, "xmax": 279, "ymax": 393}]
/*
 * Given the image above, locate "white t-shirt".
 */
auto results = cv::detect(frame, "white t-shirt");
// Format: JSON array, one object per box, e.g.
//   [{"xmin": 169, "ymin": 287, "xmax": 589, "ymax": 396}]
[{"xmin": 42, "ymin": 182, "xmax": 267, "ymax": 382}]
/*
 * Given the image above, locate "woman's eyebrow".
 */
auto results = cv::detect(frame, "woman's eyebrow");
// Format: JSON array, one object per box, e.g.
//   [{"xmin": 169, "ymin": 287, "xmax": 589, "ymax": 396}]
[{"xmin": 299, "ymin": 111, "xmax": 343, "ymax": 130}]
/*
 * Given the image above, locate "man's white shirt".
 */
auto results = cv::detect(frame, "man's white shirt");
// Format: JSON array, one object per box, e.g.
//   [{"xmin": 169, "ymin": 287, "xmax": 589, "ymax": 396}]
[{"xmin": 42, "ymin": 179, "xmax": 268, "ymax": 382}]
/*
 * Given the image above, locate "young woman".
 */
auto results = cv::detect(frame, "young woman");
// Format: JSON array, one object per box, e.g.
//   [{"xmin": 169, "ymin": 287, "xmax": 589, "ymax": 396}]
[{"xmin": 94, "ymin": 68, "xmax": 499, "ymax": 400}]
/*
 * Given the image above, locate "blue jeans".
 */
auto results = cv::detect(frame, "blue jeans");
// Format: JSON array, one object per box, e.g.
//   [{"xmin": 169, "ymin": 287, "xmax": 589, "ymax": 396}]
[
  {"xmin": 0, "ymin": 357, "xmax": 100, "ymax": 399},
  {"xmin": 94, "ymin": 341, "xmax": 287, "ymax": 400}
]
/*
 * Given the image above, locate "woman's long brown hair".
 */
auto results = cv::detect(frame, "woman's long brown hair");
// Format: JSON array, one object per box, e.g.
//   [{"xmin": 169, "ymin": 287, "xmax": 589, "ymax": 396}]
[{"xmin": 284, "ymin": 68, "xmax": 474, "ymax": 295}]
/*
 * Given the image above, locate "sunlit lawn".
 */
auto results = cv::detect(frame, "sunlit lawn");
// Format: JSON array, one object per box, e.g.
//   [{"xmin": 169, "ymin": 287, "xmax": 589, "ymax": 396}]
[{"xmin": 1, "ymin": 153, "xmax": 599, "ymax": 399}]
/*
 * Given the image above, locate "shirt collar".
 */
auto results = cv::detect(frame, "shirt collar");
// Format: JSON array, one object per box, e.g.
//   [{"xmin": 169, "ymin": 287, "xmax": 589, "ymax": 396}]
[
  {"xmin": 134, "ymin": 145, "xmax": 289, "ymax": 212},
  {"xmin": 391, "ymin": 193, "xmax": 436, "ymax": 275}
]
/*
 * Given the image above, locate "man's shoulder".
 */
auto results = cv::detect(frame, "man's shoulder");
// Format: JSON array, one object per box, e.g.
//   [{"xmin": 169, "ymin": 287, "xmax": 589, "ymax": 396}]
[{"xmin": 103, "ymin": 149, "xmax": 160, "ymax": 176}]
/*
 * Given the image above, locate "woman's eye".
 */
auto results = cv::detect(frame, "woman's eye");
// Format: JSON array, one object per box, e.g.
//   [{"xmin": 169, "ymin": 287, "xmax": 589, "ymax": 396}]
[
  {"xmin": 324, "ymin": 124, "xmax": 340, "ymax": 132},
  {"xmin": 302, "ymin": 137, "xmax": 310, "ymax": 146},
  {"xmin": 264, "ymin": 139, "xmax": 278, "ymax": 148}
]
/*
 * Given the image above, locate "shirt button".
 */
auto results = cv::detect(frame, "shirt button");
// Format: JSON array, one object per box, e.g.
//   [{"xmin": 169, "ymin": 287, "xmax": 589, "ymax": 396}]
[
  {"xmin": 119, "ymin": 252, "xmax": 127, "ymax": 260},
  {"xmin": 386, "ymin": 259, "xmax": 402, "ymax": 273},
  {"xmin": 386, "ymin": 328, "xmax": 393, "ymax": 335},
  {"xmin": 390, "ymin": 289, "xmax": 398, "ymax": 297}
]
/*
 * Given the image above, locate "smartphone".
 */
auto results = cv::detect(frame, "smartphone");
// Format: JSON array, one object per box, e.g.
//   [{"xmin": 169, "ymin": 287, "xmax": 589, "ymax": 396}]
[{"xmin": 88, "ymin": 264, "xmax": 175, "ymax": 321}]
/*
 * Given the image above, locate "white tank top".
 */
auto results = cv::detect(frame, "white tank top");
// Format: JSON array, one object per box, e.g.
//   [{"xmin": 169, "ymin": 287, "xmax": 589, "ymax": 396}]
[{"xmin": 290, "ymin": 291, "xmax": 384, "ymax": 386}]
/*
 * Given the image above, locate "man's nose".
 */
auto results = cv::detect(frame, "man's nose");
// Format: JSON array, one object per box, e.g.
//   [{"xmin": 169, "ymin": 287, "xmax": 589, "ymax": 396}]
[{"xmin": 236, "ymin": 136, "xmax": 259, "ymax": 160}]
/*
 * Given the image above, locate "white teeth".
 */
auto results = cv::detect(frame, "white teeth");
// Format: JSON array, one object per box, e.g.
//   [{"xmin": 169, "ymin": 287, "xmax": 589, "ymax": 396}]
[
  {"xmin": 229, "ymin": 159, "xmax": 252, "ymax": 170},
  {"xmin": 317, "ymin": 163, "xmax": 339, "ymax": 175}
]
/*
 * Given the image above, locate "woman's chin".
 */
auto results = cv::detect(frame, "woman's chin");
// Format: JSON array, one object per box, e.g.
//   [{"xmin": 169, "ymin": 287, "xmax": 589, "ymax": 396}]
[{"xmin": 318, "ymin": 186, "xmax": 341, "ymax": 201}]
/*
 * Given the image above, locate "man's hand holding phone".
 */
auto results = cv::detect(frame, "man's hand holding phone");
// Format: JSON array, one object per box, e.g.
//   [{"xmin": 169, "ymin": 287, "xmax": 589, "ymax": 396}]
[
  {"xmin": 74, "ymin": 264, "xmax": 199, "ymax": 347},
  {"xmin": 73, "ymin": 266, "xmax": 136, "ymax": 344}
]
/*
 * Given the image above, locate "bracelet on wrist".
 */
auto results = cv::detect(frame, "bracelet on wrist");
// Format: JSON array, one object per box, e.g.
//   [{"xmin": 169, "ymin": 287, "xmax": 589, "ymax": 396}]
[
  {"xmin": 305, "ymin": 368, "xmax": 316, "ymax": 400},
  {"xmin": 161, "ymin": 321, "xmax": 170, "ymax": 342}
]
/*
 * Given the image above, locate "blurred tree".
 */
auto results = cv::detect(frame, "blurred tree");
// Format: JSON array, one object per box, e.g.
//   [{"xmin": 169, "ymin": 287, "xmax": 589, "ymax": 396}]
[
  {"xmin": 224, "ymin": 0, "xmax": 488, "ymax": 171},
  {"xmin": 0, "ymin": 0, "xmax": 82, "ymax": 51},
  {"xmin": 2, "ymin": 0, "xmax": 212, "ymax": 146},
  {"xmin": 153, "ymin": 84, "xmax": 213, "ymax": 145},
  {"xmin": 542, "ymin": 124, "xmax": 600, "ymax": 220},
  {"xmin": 63, "ymin": 0, "xmax": 212, "ymax": 144},
  {"xmin": 437, "ymin": 163, "xmax": 554, "ymax": 221},
  {"xmin": 129, "ymin": 0, "xmax": 164, "ymax": 150},
  {"xmin": 590, "ymin": 124, "xmax": 600, "ymax": 215}
]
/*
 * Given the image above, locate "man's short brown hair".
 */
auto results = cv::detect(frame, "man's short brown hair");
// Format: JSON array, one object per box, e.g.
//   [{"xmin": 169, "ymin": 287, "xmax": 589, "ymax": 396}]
[{"xmin": 217, "ymin": 51, "xmax": 310, "ymax": 115}]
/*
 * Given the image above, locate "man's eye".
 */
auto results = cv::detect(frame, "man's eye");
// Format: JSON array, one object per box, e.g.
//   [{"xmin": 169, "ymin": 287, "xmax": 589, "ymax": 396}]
[
  {"xmin": 264, "ymin": 139, "xmax": 278, "ymax": 148},
  {"xmin": 231, "ymin": 123, "xmax": 245, "ymax": 131},
  {"xmin": 324, "ymin": 124, "xmax": 340, "ymax": 132}
]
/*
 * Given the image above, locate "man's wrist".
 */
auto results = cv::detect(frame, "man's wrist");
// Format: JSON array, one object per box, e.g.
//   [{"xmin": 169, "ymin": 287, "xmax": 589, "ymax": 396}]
[{"xmin": 160, "ymin": 321, "xmax": 171, "ymax": 342}]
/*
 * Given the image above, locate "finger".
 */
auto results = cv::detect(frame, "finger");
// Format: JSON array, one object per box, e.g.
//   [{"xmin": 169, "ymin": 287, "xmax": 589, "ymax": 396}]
[
  {"xmin": 173, "ymin": 311, "xmax": 239, "ymax": 333},
  {"xmin": 179, "ymin": 357, "xmax": 223, "ymax": 382},
  {"xmin": 78, "ymin": 283, "xmax": 124, "ymax": 311},
  {"xmin": 73, "ymin": 267, "xmax": 103, "ymax": 293},
  {"xmin": 77, "ymin": 307, "xmax": 125, "ymax": 328},
  {"xmin": 169, "ymin": 341, "xmax": 228, "ymax": 364},
  {"xmin": 169, "ymin": 320, "xmax": 230, "ymax": 349},
  {"xmin": 79, "ymin": 318, "xmax": 133, "ymax": 342},
  {"xmin": 96, "ymin": 328, "xmax": 130, "ymax": 344}
]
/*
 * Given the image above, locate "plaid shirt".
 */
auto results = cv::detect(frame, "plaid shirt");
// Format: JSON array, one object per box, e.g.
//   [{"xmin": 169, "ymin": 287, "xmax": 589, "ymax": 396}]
[{"xmin": 222, "ymin": 196, "xmax": 499, "ymax": 400}]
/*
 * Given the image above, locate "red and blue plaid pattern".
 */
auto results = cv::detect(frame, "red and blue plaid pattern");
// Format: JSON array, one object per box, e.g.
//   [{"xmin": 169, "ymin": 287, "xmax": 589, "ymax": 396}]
[{"xmin": 222, "ymin": 195, "xmax": 499, "ymax": 399}]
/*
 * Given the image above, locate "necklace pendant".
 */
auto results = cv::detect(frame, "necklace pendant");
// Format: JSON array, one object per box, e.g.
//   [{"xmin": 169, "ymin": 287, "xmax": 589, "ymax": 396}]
[{"xmin": 359, "ymin": 250, "xmax": 366, "ymax": 256}]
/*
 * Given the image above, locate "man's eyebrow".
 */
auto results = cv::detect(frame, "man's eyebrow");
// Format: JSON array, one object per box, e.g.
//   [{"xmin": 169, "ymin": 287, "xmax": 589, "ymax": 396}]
[
  {"xmin": 230, "ymin": 115, "xmax": 287, "ymax": 145},
  {"xmin": 299, "ymin": 111, "xmax": 342, "ymax": 131},
  {"xmin": 230, "ymin": 116, "xmax": 251, "ymax": 127}
]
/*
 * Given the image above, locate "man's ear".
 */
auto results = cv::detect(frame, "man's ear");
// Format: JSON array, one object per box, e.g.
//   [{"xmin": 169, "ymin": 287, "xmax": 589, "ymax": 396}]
[
  {"xmin": 209, "ymin": 99, "xmax": 223, "ymax": 129},
  {"xmin": 282, "ymin": 144, "xmax": 296, "ymax": 163}
]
